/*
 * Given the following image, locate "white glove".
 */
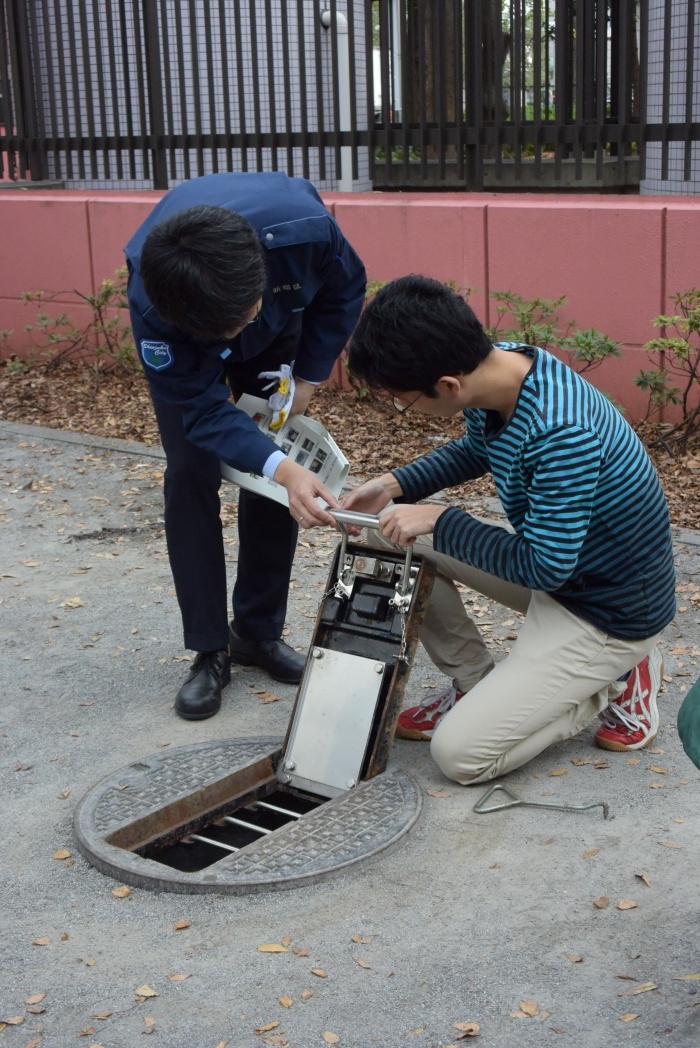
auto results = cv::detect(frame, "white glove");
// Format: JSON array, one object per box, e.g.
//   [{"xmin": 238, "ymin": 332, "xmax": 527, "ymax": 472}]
[{"xmin": 259, "ymin": 363, "xmax": 295, "ymax": 431}]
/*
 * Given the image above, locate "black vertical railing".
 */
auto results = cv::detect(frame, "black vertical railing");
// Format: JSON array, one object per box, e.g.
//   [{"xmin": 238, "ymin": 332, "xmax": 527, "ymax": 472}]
[{"xmin": 0, "ymin": 0, "xmax": 698, "ymax": 190}]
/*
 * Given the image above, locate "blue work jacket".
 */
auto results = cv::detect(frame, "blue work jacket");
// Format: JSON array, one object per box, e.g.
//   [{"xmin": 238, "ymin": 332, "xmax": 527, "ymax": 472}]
[{"xmin": 125, "ymin": 172, "xmax": 366, "ymax": 475}]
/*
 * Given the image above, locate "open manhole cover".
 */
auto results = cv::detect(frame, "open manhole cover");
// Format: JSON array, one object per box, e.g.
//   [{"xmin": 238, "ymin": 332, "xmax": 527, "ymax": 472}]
[{"xmin": 74, "ymin": 738, "xmax": 422, "ymax": 894}]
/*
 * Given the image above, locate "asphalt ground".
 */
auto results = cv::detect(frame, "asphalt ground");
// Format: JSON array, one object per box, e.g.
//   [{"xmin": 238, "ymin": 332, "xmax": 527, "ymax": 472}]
[{"xmin": 1, "ymin": 419, "xmax": 700, "ymax": 1048}]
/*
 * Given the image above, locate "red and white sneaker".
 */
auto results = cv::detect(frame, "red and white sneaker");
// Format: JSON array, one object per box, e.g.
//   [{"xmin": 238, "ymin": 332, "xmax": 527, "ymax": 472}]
[
  {"xmin": 396, "ymin": 681, "xmax": 464, "ymax": 741},
  {"xmin": 594, "ymin": 647, "xmax": 663, "ymax": 752}
]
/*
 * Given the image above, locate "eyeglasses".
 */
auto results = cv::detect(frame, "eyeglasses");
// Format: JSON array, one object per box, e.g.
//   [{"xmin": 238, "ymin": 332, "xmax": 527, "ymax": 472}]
[
  {"xmin": 392, "ymin": 392, "xmax": 423, "ymax": 414},
  {"xmin": 246, "ymin": 300, "xmax": 262, "ymax": 326}
]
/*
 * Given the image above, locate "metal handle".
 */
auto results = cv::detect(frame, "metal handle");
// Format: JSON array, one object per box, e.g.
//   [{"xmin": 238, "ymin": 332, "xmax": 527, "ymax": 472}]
[{"xmin": 329, "ymin": 508, "xmax": 381, "ymax": 529}]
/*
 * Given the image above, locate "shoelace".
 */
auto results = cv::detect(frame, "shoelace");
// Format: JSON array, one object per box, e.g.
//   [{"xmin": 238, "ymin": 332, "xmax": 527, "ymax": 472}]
[
  {"xmin": 418, "ymin": 683, "xmax": 460, "ymax": 716},
  {"xmin": 600, "ymin": 668, "xmax": 648, "ymax": 732}
]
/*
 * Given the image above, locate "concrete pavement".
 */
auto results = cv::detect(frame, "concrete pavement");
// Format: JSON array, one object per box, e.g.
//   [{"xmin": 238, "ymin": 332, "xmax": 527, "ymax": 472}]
[{"xmin": 1, "ymin": 419, "xmax": 699, "ymax": 1048}]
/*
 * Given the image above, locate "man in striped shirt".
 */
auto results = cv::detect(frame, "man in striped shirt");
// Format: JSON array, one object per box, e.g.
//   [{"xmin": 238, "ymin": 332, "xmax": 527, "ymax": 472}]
[{"xmin": 342, "ymin": 276, "xmax": 676, "ymax": 784}]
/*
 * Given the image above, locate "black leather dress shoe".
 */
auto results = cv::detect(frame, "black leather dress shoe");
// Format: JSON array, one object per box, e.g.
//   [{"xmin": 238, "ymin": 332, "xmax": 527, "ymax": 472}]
[
  {"xmin": 229, "ymin": 623, "xmax": 305, "ymax": 684},
  {"xmin": 174, "ymin": 650, "xmax": 231, "ymax": 720}
]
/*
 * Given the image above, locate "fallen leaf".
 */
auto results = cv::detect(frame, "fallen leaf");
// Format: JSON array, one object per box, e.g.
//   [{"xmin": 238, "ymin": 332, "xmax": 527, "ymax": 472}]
[
  {"xmin": 111, "ymin": 885, "xmax": 132, "ymax": 898},
  {"xmin": 407, "ymin": 1029, "xmax": 425, "ymax": 1037},
  {"xmin": 174, "ymin": 920, "xmax": 190, "ymax": 930},
  {"xmin": 549, "ymin": 768, "xmax": 568, "ymax": 776},
  {"xmin": 300, "ymin": 990, "xmax": 314, "ymax": 1001},
  {"xmin": 167, "ymin": 973, "xmax": 191, "ymax": 982},
  {"xmin": 353, "ymin": 956, "xmax": 371, "ymax": 969},
  {"xmin": 57, "ymin": 789, "xmax": 71, "ymax": 799},
  {"xmin": 25, "ymin": 1038, "xmax": 42, "ymax": 1048},
  {"xmin": 258, "ymin": 944, "xmax": 289, "ymax": 953},
  {"xmin": 616, "ymin": 974, "xmax": 636, "ymax": 980},
  {"xmin": 427, "ymin": 788, "xmax": 452, "ymax": 798},
  {"xmin": 293, "ymin": 946, "xmax": 310, "ymax": 957},
  {"xmin": 281, "ymin": 935, "xmax": 292, "ymax": 947},
  {"xmin": 510, "ymin": 1010, "xmax": 531, "ymax": 1019},
  {"xmin": 93, "ymin": 1010, "xmax": 112, "ymax": 1019},
  {"xmin": 622, "ymin": 981, "xmax": 658, "ymax": 995},
  {"xmin": 32, "ymin": 938, "xmax": 51, "ymax": 946},
  {"xmin": 311, "ymin": 968, "xmax": 328, "ymax": 978},
  {"xmin": 2, "ymin": 1017, "xmax": 25, "ymax": 1025},
  {"xmin": 519, "ymin": 1000, "xmax": 538, "ymax": 1016},
  {"xmin": 351, "ymin": 935, "xmax": 372, "ymax": 944},
  {"xmin": 674, "ymin": 973, "xmax": 700, "ymax": 981},
  {"xmin": 255, "ymin": 1021, "xmax": 281, "ymax": 1034},
  {"xmin": 322, "ymin": 1035, "xmax": 340, "ymax": 1045},
  {"xmin": 593, "ymin": 897, "xmax": 609, "ymax": 909},
  {"xmin": 618, "ymin": 1013, "xmax": 639, "ymax": 1022},
  {"xmin": 617, "ymin": 899, "xmax": 638, "ymax": 910},
  {"xmin": 279, "ymin": 996, "xmax": 293, "ymax": 1008},
  {"xmin": 582, "ymin": 849, "xmax": 599, "ymax": 859},
  {"xmin": 143, "ymin": 1017, "xmax": 156, "ymax": 1033},
  {"xmin": 635, "ymin": 873, "xmax": 651, "ymax": 888},
  {"xmin": 658, "ymin": 841, "xmax": 682, "ymax": 849},
  {"xmin": 25, "ymin": 993, "xmax": 46, "ymax": 1005},
  {"xmin": 627, "ymin": 757, "xmax": 641, "ymax": 765},
  {"xmin": 453, "ymin": 1021, "xmax": 480, "ymax": 1036},
  {"xmin": 52, "ymin": 848, "xmax": 71, "ymax": 860},
  {"xmin": 60, "ymin": 596, "xmax": 85, "ymax": 609},
  {"xmin": 134, "ymin": 985, "xmax": 158, "ymax": 998},
  {"xmin": 26, "ymin": 1005, "xmax": 45, "ymax": 1014},
  {"xmin": 80, "ymin": 1027, "xmax": 96, "ymax": 1036},
  {"xmin": 566, "ymin": 954, "xmax": 583, "ymax": 963},
  {"xmin": 649, "ymin": 765, "xmax": 668, "ymax": 774}
]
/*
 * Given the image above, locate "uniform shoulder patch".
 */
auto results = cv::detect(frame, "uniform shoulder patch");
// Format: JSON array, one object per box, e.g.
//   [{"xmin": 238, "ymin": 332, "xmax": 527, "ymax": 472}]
[{"xmin": 140, "ymin": 339, "xmax": 173, "ymax": 371}]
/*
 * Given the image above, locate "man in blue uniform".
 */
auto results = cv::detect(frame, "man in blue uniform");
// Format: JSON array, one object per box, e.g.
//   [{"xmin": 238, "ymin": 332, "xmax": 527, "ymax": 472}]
[{"xmin": 125, "ymin": 172, "xmax": 366, "ymax": 720}]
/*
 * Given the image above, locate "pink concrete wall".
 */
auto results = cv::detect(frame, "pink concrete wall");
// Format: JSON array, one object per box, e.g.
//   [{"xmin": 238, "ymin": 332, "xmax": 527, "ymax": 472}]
[{"xmin": 1, "ymin": 188, "xmax": 699, "ymax": 421}]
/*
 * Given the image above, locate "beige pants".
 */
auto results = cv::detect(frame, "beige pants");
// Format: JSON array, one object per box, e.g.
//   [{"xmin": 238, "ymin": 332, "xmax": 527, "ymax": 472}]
[{"xmin": 368, "ymin": 526, "xmax": 660, "ymax": 785}]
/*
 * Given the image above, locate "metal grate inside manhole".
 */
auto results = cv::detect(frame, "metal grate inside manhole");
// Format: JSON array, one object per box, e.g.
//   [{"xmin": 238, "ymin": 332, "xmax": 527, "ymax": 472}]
[{"xmin": 74, "ymin": 738, "xmax": 422, "ymax": 894}]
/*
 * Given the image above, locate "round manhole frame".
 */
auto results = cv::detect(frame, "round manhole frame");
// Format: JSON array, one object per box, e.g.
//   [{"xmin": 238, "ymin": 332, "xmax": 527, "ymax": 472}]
[{"xmin": 73, "ymin": 737, "xmax": 423, "ymax": 894}]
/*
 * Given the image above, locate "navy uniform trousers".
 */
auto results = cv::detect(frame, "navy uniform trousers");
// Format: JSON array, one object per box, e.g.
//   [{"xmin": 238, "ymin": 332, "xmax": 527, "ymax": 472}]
[{"xmin": 151, "ymin": 318, "xmax": 302, "ymax": 654}]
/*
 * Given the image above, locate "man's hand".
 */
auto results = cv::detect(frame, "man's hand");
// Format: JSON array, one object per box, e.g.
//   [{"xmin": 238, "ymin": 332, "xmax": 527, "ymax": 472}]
[
  {"xmin": 273, "ymin": 457, "xmax": 338, "ymax": 528},
  {"xmin": 378, "ymin": 503, "xmax": 447, "ymax": 546},
  {"xmin": 341, "ymin": 474, "xmax": 403, "ymax": 516}
]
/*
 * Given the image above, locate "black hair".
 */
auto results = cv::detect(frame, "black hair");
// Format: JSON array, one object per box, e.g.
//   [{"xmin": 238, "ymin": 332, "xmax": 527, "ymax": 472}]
[
  {"xmin": 347, "ymin": 275, "xmax": 493, "ymax": 395},
  {"xmin": 139, "ymin": 205, "xmax": 266, "ymax": 339}
]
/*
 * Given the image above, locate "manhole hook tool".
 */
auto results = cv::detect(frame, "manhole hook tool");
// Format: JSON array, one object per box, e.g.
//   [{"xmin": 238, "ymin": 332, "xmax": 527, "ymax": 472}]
[{"xmin": 473, "ymin": 782, "xmax": 610, "ymax": 819}]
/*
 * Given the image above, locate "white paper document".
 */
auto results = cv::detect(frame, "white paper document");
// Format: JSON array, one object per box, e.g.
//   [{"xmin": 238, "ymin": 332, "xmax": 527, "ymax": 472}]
[{"xmin": 220, "ymin": 394, "xmax": 350, "ymax": 507}]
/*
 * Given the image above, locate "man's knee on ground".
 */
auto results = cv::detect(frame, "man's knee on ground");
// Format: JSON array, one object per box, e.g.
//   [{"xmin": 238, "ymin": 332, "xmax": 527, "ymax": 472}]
[{"xmin": 429, "ymin": 730, "xmax": 495, "ymax": 786}]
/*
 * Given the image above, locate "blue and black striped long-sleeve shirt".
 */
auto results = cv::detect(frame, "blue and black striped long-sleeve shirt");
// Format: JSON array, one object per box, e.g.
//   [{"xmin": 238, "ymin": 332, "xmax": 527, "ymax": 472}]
[{"xmin": 392, "ymin": 345, "xmax": 676, "ymax": 640}]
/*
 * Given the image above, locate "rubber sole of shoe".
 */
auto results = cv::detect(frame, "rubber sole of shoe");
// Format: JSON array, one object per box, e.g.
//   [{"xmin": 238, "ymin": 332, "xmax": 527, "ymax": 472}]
[
  {"xmin": 594, "ymin": 728, "xmax": 658, "ymax": 752},
  {"xmin": 395, "ymin": 724, "xmax": 433, "ymax": 742},
  {"xmin": 175, "ymin": 702, "xmax": 223, "ymax": 721}
]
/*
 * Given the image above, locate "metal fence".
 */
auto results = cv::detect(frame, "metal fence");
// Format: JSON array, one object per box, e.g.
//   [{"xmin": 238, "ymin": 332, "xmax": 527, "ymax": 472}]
[{"xmin": 0, "ymin": 0, "xmax": 698, "ymax": 192}]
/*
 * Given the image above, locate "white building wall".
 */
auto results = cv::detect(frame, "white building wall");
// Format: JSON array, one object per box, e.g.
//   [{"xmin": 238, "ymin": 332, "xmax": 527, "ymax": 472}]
[
  {"xmin": 33, "ymin": 0, "xmax": 371, "ymax": 192},
  {"xmin": 641, "ymin": 0, "xmax": 700, "ymax": 195}
]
